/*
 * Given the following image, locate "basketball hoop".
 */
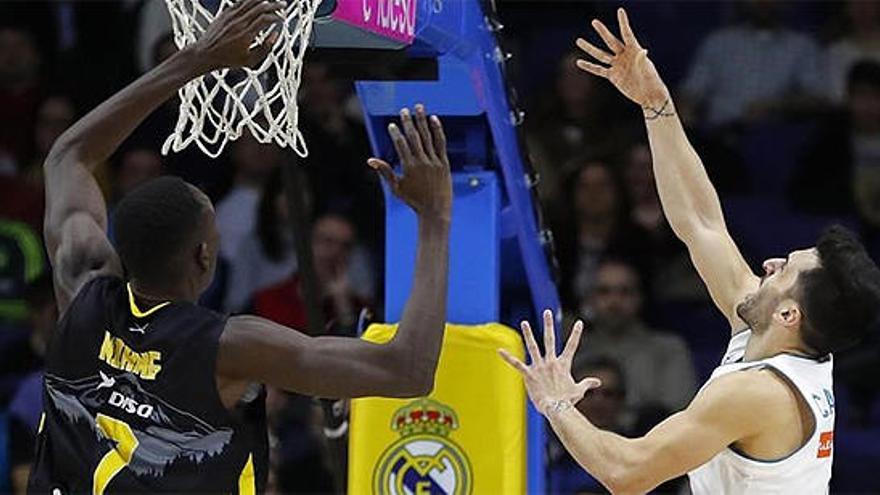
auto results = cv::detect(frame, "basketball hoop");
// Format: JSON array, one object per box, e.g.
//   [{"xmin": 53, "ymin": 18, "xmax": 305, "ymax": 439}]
[{"xmin": 162, "ymin": 0, "xmax": 321, "ymax": 158}]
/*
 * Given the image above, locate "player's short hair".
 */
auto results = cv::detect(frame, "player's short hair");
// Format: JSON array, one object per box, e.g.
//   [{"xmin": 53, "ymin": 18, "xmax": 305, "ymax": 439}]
[
  {"xmin": 796, "ymin": 225, "xmax": 880, "ymax": 356},
  {"xmin": 113, "ymin": 176, "xmax": 206, "ymax": 286},
  {"xmin": 847, "ymin": 60, "xmax": 880, "ymax": 92}
]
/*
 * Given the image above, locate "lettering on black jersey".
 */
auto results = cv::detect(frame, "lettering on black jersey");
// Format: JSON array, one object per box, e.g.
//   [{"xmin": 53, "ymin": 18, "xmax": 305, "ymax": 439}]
[{"xmin": 98, "ymin": 331, "xmax": 162, "ymax": 380}]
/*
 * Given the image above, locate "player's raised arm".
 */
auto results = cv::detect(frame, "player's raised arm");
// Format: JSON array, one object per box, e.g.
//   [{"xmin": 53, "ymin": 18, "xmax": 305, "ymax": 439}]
[
  {"xmin": 42, "ymin": 0, "xmax": 283, "ymax": 312},
  {"xmin": 218, "ymin": 105, "xmax": 451, "ymax": 399},
  {"xmin": 500, "ymin": 311, "xmax": 789, "ymax": 493},
  {"xmin": 574, "ymin": 8, "xmax": 759, "ymax": 331}
]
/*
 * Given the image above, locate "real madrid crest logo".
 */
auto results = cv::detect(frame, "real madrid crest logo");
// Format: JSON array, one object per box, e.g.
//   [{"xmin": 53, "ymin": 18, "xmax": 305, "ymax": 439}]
[{"xmin": 373, "ymin": 398, "xmax": 473, "ymax": 495}]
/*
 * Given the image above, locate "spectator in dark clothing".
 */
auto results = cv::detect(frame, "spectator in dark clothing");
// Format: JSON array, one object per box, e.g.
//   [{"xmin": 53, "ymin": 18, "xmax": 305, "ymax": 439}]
[
  {"xmin": 571, "ymin": 258, "xmax": 697, "ymax": 417},
  {"xmin": 298, "ymin": 62, "xmax": 382, "ymax": 252},
  {"xmin": 253, "ymin": 212, "xmax": 372, "ymax": 337},
  {"xmin": 789, "ymin": 60, "xmax": 880, "ymax": 224},
  {"xmin": 679, "ymin": 0, "xmax": 826, "ymax": 128},
  {"xmin": 19, "ymin": 94, "xmax": 76, "ymax": 187},
  {"xmin": 623, "ymin": 142, "xmax": 707, "ymax": 304},
  {"xmin": 555, "ymin": 158, "xmax": 649, "ymax": 307},
  {"xmin": 225, "ymin": 167, "xmax": 298, "ymax": 313},
  {"xmin": 0, "ymin": 27, "xmax": 43, "ymax": 166},
  {"xmin": 526, "ymin": 50, "xmax": 637, "ymax": 214},
  {"xmin": 7, "ymin": 274, "xmax": 55, "ymax": 494}
]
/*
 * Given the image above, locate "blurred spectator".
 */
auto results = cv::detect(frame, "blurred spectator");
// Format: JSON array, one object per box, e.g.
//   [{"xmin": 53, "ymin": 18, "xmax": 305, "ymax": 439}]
[
  {"xmin": 555, "ymin": 159, "xmax": 648, "ymax": 306},
  {"xmin": 0, "ymin": 174, "xmax": 44, "ymax": 231},
  {"xmin": 254, "ymin": 213, "xmax": 373, "ymax": 336},
  {"xmin": 215, "ymin": 134, "xmax": 282, "ymax": 260},
  {"xmin": 527, "ymin": 51, "xmax": 634, "ymax": 211},
  {"xmin": 826, "ymin": 0, "xmax": 880, "ymax": 103},
  {"xmin": 104, "ymin": 147, "xmax": 163, "ymax": 242},
  {"xmin": 622, "ymin": 142, "xmax": 707, "ymax": 304},
  {"xmin": 550, "ymin": 357, "xmax": 630, "ymax": 495},
  {"xmin": 20, "ymin": 94, "xmax": 76, "ymax": 186},
  {"xmin": 623, "ymin": 143, "xmax": 663, "ymax": 236},
  {"xmin": 7, "ymin": 274, "xmax": 55, "ymax": 494},
  {"xmin": 136, "ymin": 0, "xmax": 173, "ymax": 73},
  {"xmin": 298, "ymin": 62, "xmax": 381, "ymax": 251},
  {"xmin": 0, "ymin": 27, "xmax": 43, "ymax": 165},
  {"xmin": 680, "ymin": 0, "xmax": 826, "ymax": 127},
  {"xmin": 790, "ymin": 60, "xmax": 880, "ymax": 226},
  {"xmin": 225, "ymin": 169, "xmax": 298, "ymax": 312},
  {"xmin": 270, "ymin": 392, "xmax": 335, "ymax": 493},
  {"xmin": 574, "ymin": 357, "xmax": 629, "ymax": 433},
  {"xmin": 572, "ymin": 258, "xmax": 697, "ymax": 416},
  {"xmin": 0, "ymin": 219, "xmax": 45, "ymax": 324},
  {"xmin": 111, "ymin": 147, "xmax": 164, "ymax": 202}
]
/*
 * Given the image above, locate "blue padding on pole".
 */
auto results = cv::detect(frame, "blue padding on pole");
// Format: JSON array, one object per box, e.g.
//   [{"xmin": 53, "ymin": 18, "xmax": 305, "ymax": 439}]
[
  {"xmin": 357, "ymin": 57, "xmax": 482, "ymax": 117},
  {"xmin": 383, "ymin": 171, "xmax": 500, "ymax": 324},
  {"xmin": 356, "ymin": 2, "xmax": 559, "ymax": 491}
]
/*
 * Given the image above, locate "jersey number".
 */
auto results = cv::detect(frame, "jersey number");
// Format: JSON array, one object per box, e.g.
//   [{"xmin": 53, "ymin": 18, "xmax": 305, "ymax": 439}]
[{"xmin": 93, "ymin": 413, "xmax": 139, "ymax": 495}]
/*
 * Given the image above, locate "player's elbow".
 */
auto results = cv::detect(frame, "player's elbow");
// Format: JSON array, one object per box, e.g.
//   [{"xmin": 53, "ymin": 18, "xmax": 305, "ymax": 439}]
[
  {"xmin": 392, "ymin": 361, "xmax": 436, "ymax": 398},
  {"xmin": 44, "ymin": 134, "xmax": 85, "ymax": 171},
  {"xmin": 602, "ymin": 466, "xmax": 658, "ymax": 495},
  {"xmin": 397, "ymin": 375, "xmax": 434, "ymax": 398}
]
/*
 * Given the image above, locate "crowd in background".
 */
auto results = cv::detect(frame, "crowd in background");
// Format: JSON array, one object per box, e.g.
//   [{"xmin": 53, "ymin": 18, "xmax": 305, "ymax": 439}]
[{"xmin": 0, "ymin": 1, "xmax": 879, "ymax": 493}]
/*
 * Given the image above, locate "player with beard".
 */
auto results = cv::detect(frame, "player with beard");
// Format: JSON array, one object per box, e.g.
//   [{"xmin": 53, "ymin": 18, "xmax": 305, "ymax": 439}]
[{"xmin": 500, "ymin": 8, "xmax": 880, "ymax": 494}]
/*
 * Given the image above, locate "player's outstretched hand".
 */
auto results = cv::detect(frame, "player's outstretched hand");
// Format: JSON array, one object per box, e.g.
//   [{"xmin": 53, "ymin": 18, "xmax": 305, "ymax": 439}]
[
  {"xmin": 368, "ymin": 104, "xmax": 452, "ymax": 223},
  {"xmin": 195, "ymin": 0, "xmax": 286, "ymax": 70},
  {"xmin": 499, "ymin": 310, "xmax": 602, "ymax": 417},
  {"xmin": 575, "ymin": 8, "xmax": 669, "ymax": 110}
]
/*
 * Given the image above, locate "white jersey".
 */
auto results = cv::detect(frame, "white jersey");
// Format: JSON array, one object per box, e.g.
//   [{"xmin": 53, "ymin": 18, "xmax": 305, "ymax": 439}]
[{"xmin": 688, "ymin": 330, "xmax": 835, "ymax": 494}]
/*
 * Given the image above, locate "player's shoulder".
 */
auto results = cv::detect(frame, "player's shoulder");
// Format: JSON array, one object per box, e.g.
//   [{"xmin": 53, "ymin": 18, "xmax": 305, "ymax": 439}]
[
  {"xmin": 65, "ymin": 274, "xmax": 125, "ymax": 311},
  {"xmin": 694, "ymin": 368, "xmax": 795, "ymax": 424}
]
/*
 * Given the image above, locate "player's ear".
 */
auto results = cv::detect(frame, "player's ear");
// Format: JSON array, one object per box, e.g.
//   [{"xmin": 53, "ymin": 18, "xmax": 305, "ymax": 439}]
[
  {"xmin": 774, "ymin": 299, "xmax": 802, "ymax": 329},
  {"xmin": 196, "ymin": 242, "xmax": 211, "ymax": 272}
]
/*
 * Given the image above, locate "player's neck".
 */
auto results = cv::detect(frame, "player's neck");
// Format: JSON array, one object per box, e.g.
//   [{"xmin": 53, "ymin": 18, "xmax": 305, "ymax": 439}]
[
  {"xmin": 743, "ymin": 329, "xmax": 806, "ymax": 361},
  {"xmin": 130, "ymin": 280, "xmax": 198, "ymax": 305}
]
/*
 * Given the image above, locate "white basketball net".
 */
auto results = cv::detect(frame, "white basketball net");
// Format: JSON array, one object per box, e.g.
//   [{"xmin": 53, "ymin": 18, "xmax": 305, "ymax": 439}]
[{"xmin": 162, "ymin": 0, "xmax": 321, "ymax": 158}]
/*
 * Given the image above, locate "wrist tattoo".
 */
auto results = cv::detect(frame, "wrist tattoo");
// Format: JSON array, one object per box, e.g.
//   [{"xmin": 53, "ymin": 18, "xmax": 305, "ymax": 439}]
[
  {"xmin": 642, "ymin": 99, "xmax": 675, "ymax": 120},
  {"xmin": 542, "ymin": 399, "xmax": 573, "ymax": 417}
]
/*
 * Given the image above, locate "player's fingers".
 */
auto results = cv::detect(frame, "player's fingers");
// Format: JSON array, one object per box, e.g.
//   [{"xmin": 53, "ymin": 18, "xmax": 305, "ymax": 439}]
[
  {"xmin": 226, "ymin": 0, "xmax": 256, "ymax": 15},
  {"xmin": 577, "ymin": 377, "xmax": 603, "ymax": 396},
  {"xmin": 429, "ymin": 115, "xmax": 449, "ymax": 165},
  {"xmin": 617, "ymin": 8, "xmax": 642, "ymax": 48},
  {"xmin": 543, "ymin": 309, "xmax": 557, "ymax": 357},
  {"xmin": 247, "ymin": 39, "xmax": 273, "ymax": 67},
  {"xmin": 591, "ymin": 18, "xmax": 624, "ymax": 54},
  {"xmin": 560, "ymin": 320, "xmax": 583, "ymax": 364},
  {"xmin": 400, "ymin": 107, "xmax": 428, "ymax": 164},
  {"xmin": 367, "ymin": 158, "xmax": 399, "ymax": 190},
  {"xmin": 245, "ymin": 7, "xmax": 282, "ymax": 38},
  {"xmin": 413, "ymin": 104, "xmax": 437, "ymax": 161},
  {"xmin": 575, "ymin": 37, "xmax": 613, "ymax": 65},
  {"xmin": 575, "ymin": 59, "xmax": 609, "ymax": 79},
  {"xmin": 520, "ymin": 320, "xmax": 542, "ymax": 364},
  {"xmin": 499, "ymin": 349, "xmax": 530, "ymax": 376},
  {"xmin": 230, "ymin": 0, "xmax": 271, "ymax": 27},
  {"xmin": 387, "ymin": 122, "xmax": 414, "ymax": 166}
]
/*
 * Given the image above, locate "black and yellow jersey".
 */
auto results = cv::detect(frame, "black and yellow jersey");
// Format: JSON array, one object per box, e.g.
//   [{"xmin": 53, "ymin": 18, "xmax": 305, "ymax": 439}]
[{"xmin": 28, "ymin": 276, "xmax": 267, "ymax": 494}]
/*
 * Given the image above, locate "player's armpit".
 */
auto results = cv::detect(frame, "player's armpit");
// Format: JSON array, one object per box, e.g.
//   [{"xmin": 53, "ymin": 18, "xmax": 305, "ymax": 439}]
[
  {"xmin": 217, "ymin": 315, "xmax": 431, "ymax": 402},
  {"xmin": 614, "ymin": 370, "xmax": 777, "ymax": 493}
]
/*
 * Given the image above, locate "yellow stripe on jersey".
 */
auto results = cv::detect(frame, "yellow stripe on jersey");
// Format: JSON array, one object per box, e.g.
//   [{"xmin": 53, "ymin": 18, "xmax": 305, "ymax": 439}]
[
  {"xmin": 126, "ymin": 283, "xmax": 170, "ymax": 318},
  {"xmin": 238, "ymin": 454, "xmax": 255, "ymax": 495},
  {"xmin": 38, "ymin": 412, "xmax": 45, "ymax": 433}
]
